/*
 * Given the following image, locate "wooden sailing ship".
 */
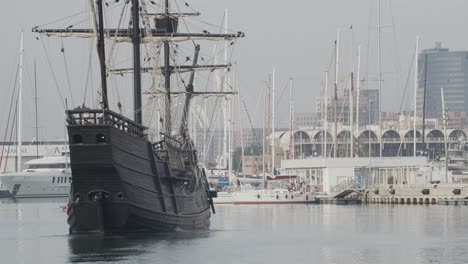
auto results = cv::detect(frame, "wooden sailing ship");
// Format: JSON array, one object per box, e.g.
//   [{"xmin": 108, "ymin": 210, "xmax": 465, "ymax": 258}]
[{"xmin": 33, "ymin": 0, "xmax": 243, "ymax": 234}]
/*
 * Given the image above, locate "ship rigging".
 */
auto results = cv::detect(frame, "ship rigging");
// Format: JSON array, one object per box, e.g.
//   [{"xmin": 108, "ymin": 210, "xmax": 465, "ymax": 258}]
[{"xmin": 33, "ymin": 0, "xmax": 244, "ymax": 234}]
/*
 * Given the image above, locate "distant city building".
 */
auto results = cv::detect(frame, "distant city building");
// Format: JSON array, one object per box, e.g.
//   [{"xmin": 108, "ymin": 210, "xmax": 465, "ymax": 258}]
[
  {"xmin": 360, "ymin": 89, "xmax": 379, "ymax": 126},
  {"xmin": 312, "ymin": 88, "xmax": 379, "ymax": 128},
  {"xmin": 234, "ymin": 128, "xmax": 263, "ymax": 148},
  {"xmin": 295, "ymin": 112, "xmax": 318, "ymax": 129},
  {"xmin": 417, "ymin": 42, "xmax": 468, "ymax": 118}
]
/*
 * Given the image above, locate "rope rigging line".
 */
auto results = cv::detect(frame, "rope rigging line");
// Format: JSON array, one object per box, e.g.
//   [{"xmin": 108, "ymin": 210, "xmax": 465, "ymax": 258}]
[
  {"xmin": 104, "ymin": 2, "xmax": 128, "ymax": 111},
  {"xmin": 389, "ymin": 0, "xmax": 405, "ymax": 111},
  {"xmin": 174, "ymin": 0, "xmax": 197, "ymax": 47},
  {"xmin": 3, "ymin": 95, "xmax": 19, "ymax": 173},
  {"xmin": 364, "ymin": 0, "xmax": 374, "ymax": 91},
  {"xmin": 0, "ymin": 65, "xmax": 20, "ymax": 168},
  {"xmin": 35, "ymin": 1, "xmax": 123, "ymax": 32},
  {"xmin": 202, "ymin": 44, "xmax": 231, "ymax": 162},
  {"xmin": 396, "ymin": 57, "xmax": 426, "ymax": 157},
  {"xmin": 83, "ymin": 39, "xmax": 95, "ymax": 106},
  {"xmin": 39, "ymin": 36, "xmax": 67, "ymax": 110},
  {"xmin": 397, "ymin": 52, "xmax": 415, "ymax": 113},
  {"xmin": 240, "ymin": 88, "xmax": 264, "ymax": 149},
  {"xmin": 200, "ymin": 33, "xmax": 240, "ymax": 163},
  {"xmin": 60, "ymin": 38, "xmax": 75, "ymax": 106}
]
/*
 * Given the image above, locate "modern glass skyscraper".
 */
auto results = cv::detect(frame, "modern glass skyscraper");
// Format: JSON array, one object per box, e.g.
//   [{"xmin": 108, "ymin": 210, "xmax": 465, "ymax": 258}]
[{"xmin": 417, "ymin": 42, "xmax": 468, "ymax": 118}]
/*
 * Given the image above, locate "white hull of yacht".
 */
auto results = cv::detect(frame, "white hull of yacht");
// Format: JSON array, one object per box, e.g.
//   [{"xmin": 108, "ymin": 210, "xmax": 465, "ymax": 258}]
[{"xmin": 0, "ymin": 171, "xmax": 71, "ymax": 198}]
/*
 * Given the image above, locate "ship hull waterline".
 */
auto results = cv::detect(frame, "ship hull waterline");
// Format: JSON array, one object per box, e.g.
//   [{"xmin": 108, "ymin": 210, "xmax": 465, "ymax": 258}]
[{"xmin": 66, "ymin": 123, "xmax": 211, "ymax": 234}]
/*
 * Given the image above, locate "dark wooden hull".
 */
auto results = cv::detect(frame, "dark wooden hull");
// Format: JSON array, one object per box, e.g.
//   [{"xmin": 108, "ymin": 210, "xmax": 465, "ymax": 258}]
[{"xmin": 66, "ymin": 124, "xmax": 211, "ymax": 234}]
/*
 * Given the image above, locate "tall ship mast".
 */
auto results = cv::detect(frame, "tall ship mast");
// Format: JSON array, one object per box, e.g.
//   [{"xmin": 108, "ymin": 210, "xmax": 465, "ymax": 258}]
[{"xmin": 33, "ymin": 0, "xmax": 244, "ymax": 234}]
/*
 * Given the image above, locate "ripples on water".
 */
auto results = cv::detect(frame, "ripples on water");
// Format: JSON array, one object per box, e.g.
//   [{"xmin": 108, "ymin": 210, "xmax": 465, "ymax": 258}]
[{"xmin": 1, "ymin": 198, "xmax": 468, "ymax": 264}]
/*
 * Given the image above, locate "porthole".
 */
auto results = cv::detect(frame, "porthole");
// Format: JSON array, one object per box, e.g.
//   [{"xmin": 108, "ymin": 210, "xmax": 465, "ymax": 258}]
[
  {"xmin": 73, "ymin": 134, "xmax": 83, "ymax": 144},
  {"xmin": 96, "ymin": 133, "xmax": 106, "ymax": 144}
]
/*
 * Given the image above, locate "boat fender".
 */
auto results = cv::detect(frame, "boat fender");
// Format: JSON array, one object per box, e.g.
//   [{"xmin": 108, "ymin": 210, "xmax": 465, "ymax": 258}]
[
  {"xmin": 306, "ymin": 195, "xmax": 309, "ymax": 201},
  {"xmin": 257, "ymin": 194, "xmax": 260, "ymax": 199},
  {"xmin": 276, "ymin": 195, "xmax": 279, "ymax": 200},
  {"xmin": 285, "ymin": 194, "xmax": 288, "ymax": 199},
  {"xmin": 291, "ymin": 195, "xmax": 293, "ymax": 200}
]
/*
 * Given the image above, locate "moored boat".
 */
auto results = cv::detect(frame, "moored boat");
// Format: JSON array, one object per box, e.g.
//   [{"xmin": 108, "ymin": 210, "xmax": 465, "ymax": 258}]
[
  {"xmin": 214, "ymin": 175, "xmax": 318, "ymax": 205},
  {"xmin": 0, "ymin": 155, "xmax": 71, "ymax": 198}
]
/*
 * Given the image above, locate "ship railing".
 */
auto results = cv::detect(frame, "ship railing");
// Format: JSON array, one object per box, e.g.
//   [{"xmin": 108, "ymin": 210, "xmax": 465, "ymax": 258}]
[
  {"xmin": 66, "ymin": 109, "xmax": 147, "ymax": 138},
  {"xmin": 153, "ymin": 133, "xmax": 199, "ymax": 175},
  {"xmin": 166, "ymin": 143, "xmax": 185, "ymax": 170}
]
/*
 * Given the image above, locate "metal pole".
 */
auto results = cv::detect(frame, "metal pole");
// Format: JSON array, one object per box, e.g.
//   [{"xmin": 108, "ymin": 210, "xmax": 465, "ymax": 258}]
[
  {"xmin": 368, "ymin": 100, "xmax": 372, "ymax": 187},
  {"xmin": 414, "ymin": 36, "xmax": 419, "ymax": 157},
  {"xmin": 34, "ymin": 61, "xmax": 39, "ymax": 158},
  {"xmin": 262, "ymin": 84, "xmax": 266, "ymax": 186},
  {"xmin": 441, "ymin": 87, "xmax": 449, "ymax": 183},
  {"xmin": 17, "ymin": 31, "xmax": 24, "ymax": 172},
  {"xmin": 272, "ymin": 67, "xmax": 276, "ymax": 174},
  {"xmin": 356, "ymin": 46, "xmax": 361, "ymax": 130},
  {"xmin": 350, "ymin": 72, "xmax": 354, "ymax": 158},
  {"xmin": 422, "ymin": 53, "xmax": 429, "ymax": 154},
  {"xmin": 378, "ymin": 0, "xmax": 383, "ymax": 158},
  {"xmin": 289, "ymin": 77, "xmax": 294, "ymax": 159},
  {"xmin": 333, "ymin": 30, "xmax": 340, "ymax": 158},
  {"xmin": 324, "ymin": 71, "xmax": 328, "ymax": 158}
]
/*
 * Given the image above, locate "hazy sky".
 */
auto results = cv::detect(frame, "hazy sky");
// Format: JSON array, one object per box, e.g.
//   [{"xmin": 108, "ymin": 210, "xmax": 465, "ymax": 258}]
[{"xmin": 1, "ymin": 0, "xmax": 468, "ymax": 141}]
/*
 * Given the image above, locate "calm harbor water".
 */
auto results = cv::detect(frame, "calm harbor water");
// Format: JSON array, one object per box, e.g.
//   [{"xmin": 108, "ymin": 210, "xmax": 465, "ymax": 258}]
[{"xmin": 1, "ymin": 198, "xmax": 468, "ymax": 264}]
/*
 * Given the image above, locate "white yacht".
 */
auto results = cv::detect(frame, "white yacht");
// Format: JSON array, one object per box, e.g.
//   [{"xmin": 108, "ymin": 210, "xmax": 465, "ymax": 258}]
[
  {"xmin": 214, "ymin": 176, "xmax": 318, "ymax": 205},
  {"xmin": 0, "ymin": 155, "xmax": 71, "ymax": 198}
]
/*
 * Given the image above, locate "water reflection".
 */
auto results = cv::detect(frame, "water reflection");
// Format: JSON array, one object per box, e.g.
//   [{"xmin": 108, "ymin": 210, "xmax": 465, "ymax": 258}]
[
  {"xmin": 68, "ymin": 231, "xmax": 212, "ymax": 263},
  {"xmin": 2, "ymin": 200, "xmax": 468, "ymax": 264}
]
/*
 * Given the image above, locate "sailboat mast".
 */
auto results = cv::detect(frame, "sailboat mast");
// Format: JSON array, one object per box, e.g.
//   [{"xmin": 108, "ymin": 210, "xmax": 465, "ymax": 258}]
[
  {"xmin": 414, "ymin": 36, "xmax": 419, "ymax": 157},
  {"xmin": 350, "ymin": 72, "xmax": 354, "ymax": 158},
  {"xmin": 289, "ymin": 77, "xmax": 294, "ymax": 159},
  {"xmin": 333, "ymin": 36, "xmax": 339, "ymax": 158},
  {"xmin": 17, "ymin": 31, "xmax": 24, "ymax": 172},
  {"xmin": 271, "ymin": 67, "xmax": 276, "ymax": 174},
  {"xmin": 97, "ymin": 0, "xmax": 108, "ymax": 109},
  {"xmin": 132, "ymin": 0, "xmax": 142, "ymax": 124},
  {"xmin": 422, "ymin": 53, "xmax": 428, "ymax": 153},
  {"xmin": 378, "ymin": 0, "xmax": 383, "ymax": 157},
  {"xmin": 356, "ymin": 46, "xmax": 361, "ymax": 130},
  {"xmin": 262, "ymin": 83, "xmax": 266, "ymax": 185},
  {"xmin": 224, "ymin": 9, "xmax": 232, "ymax": 174},
  {"xmin": 34, "ymin": 61, "xmax": 39, "ymax": 158},
  {"xmin": 441, "ymin": 87, "xmax": 448, "ymax": 183},
  {"xmin": 324, "ymin": 71, "xmax": 328, "ymax": 158},
  {"xmin": 267, "ymin": 74, "xmax": 271, "ymax": 160}
]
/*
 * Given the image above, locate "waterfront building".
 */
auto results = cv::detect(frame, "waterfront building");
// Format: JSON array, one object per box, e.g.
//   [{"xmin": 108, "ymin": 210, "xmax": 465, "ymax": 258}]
[
  {"xmin": 271, "ymin": 128, "xmax": 467, "ymax": 159},
  {"xmin": 417, "ymin": 42, "xmax": 468, "ymax": 118}
]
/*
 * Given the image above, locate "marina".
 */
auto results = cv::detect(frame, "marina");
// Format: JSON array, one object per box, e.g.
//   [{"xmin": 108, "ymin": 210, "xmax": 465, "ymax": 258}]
[{"xmin": 1, "ymin": 0, "xmax": 468, "ymax": 263}]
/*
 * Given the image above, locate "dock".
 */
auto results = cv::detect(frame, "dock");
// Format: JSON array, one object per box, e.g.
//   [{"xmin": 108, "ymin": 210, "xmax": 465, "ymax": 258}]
[{"xmin": 438, "ymin": 199, "xmax": 468, "ymax": 206}]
